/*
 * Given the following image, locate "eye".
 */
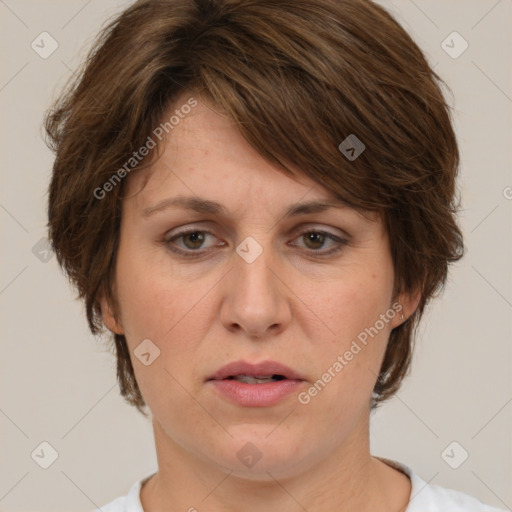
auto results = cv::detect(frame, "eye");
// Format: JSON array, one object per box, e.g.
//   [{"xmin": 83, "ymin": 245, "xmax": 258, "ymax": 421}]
[
  {"xmin": 165, "ymin": 229, "xmax": 221, "ymax": 255},
  {"xmin": 290, "ymin": 229, "xmax": 348, "ymax": 256},
  {"xmin": 163, "ymin": 227, "xmax": 348, "ymax": 258}
]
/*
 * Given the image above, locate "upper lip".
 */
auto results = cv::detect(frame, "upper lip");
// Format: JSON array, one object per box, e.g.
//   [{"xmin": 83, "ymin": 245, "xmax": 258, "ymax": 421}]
[{"xmin": 207, "ymin": 360, "xmax": 305, "ymax": 381}]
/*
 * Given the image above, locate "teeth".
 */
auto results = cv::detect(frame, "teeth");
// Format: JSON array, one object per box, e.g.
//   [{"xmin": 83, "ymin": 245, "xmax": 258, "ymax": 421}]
[{"xmin": 233, "ymin": 375, "xmax": 280, "ymax": 384}]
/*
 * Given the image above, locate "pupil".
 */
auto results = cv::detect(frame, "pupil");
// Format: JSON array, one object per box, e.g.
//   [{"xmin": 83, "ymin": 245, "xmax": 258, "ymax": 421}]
[
  {"xmin": 185, "ymin": 232, "xmax": 204, "ymax": 249},
  {"xmin": 305, "ymin": 232, "xmax": 324, "ymax": 249}
]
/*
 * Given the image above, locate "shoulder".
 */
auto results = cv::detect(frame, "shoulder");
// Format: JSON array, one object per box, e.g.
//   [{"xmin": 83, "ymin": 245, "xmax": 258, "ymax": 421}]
[
  {"xmin": 93, "ymin": 494, "xmax": 129, "ymax": 512},
  {"xmin": 88, "ymin": 465, "xmax": 508, "ymax": 512},
  {"xmin": 89, "ymin": 474, "xmax": 152, "ymax": 512},
  {"xmin": 380, "ymin": 458, "xmax": 507, "ymax": 512}
]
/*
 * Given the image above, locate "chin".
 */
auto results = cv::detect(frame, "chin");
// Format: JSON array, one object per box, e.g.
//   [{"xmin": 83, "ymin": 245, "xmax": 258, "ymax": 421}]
[{"xmin": 208, "ymin": 427, "xmax": 314, "ymax": 480}]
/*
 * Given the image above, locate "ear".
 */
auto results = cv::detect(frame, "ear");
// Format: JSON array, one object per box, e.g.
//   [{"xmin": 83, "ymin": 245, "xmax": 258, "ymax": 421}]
[
  {"xmin": 98, "ymin": 289, "xmax": 124, "ymax": 335},
  {"xmin": 390, "ymin": 287, "xmax": 422, "ymax": 329}
]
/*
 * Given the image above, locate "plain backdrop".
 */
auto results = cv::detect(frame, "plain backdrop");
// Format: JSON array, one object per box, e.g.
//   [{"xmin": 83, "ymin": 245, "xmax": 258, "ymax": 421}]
[{"xmin": 0, "ymin": 0, "xmax": 511, "ymax": 510}]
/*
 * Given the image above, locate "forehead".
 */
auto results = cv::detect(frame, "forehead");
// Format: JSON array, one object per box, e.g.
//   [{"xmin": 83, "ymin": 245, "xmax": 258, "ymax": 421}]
[{"xmin": 121, "ymin": 95, "xmax": 379, "ymax": 224}]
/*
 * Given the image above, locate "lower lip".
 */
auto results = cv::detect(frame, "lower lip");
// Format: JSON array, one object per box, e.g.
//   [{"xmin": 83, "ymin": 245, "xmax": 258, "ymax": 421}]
[{"xmin": 208, "ymin": 379, "xmax": 304, "ymax": 407}]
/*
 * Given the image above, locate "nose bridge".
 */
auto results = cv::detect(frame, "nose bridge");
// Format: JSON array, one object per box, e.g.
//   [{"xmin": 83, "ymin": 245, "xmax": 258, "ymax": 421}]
[
  {"xmin": 236, "ymin": 237, "xmax": 276, "ymax": 295},
  {"xmin": 220, "ymin": 235, "xmax": 290, "ymax": 336}
]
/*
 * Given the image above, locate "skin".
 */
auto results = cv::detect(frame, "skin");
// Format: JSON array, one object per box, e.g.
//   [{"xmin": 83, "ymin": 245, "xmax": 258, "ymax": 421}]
[{"xmin": 101, "ymin": 93, "xmax": 420, "ymax": 512}]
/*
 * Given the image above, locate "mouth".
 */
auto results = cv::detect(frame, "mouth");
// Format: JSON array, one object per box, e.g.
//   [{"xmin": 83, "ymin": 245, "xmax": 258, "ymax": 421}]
[
  {"xmin": 206, "ymin": 360, "xmax": 305, "ymax": 383},
  {"xmin": 206, "ymin": 360, "xmax": 305, "ymax": 407},
  {"xmin": 222, "ymin": 374, "xmax": 288, "ymax": 384}
]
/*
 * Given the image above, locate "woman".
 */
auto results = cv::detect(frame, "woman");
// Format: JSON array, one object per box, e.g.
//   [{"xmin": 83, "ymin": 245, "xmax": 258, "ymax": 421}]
[{"xmin": 43, "ymin": 0, "xmax": 506, "ymax": 510}]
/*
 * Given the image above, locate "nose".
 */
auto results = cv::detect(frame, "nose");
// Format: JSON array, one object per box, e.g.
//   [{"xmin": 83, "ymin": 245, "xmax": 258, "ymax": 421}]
[{"xmin": 219, "ymin": 244, "xmax": 292, "ymax": 338}]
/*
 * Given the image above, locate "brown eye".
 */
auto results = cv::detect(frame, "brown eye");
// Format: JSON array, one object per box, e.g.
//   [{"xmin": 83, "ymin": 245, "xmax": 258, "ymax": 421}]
[
  {"xmin": 165, "ymin": 229, "xmax": 221, "ymax": 256},
  {"xmin": 290, "ymin": 229, "xmax": 348, "ymax": 257},
  {"xmin": 182, "ymin": 231, "xmax": 206, "ymax": 250},
  {"xmin": 302, "ymin": 232, "xmax": 326, "ymax": 250}
]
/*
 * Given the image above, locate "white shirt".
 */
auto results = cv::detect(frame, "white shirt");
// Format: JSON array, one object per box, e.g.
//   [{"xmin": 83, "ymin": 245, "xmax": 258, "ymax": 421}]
[{"xmin": 94, "ymin": 459, "xmax": 507, "ymax": 511}]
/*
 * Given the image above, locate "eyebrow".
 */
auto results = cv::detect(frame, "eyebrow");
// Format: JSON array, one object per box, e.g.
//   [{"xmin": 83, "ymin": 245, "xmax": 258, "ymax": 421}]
[{"xmin": 142, "ymin": 195, "xmax": 351, "ymax": 219}]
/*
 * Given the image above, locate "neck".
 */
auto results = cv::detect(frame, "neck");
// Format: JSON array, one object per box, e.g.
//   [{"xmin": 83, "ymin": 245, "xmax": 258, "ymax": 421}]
[{"xmin": 141, "ymin": 413, "xmax": 410, "ymax": 512}]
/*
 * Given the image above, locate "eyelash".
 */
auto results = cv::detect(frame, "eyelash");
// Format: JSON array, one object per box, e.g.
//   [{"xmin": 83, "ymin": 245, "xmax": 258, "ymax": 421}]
[{"xmin": 163, "ymin": 228, "xmax": 348, "ymax": 259}]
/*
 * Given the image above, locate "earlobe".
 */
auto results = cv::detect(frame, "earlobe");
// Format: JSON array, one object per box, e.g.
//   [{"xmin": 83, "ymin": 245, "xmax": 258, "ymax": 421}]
[
  {"xmin": 393, "ymin": 288, "xmax": 421, "ymax": 328},
  {"xmin": 98, "ymin": 291, "xmax": 124, "ymax": 335}
]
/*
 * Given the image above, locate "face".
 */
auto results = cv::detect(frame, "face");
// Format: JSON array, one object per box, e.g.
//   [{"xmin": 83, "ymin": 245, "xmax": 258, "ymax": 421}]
[{"xmin": 102, "ymin": 94, "xmax": 415, "ymax": 481}]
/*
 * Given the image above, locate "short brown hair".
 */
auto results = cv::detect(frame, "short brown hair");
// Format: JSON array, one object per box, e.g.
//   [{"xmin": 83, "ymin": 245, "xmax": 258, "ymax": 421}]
[{"xmin": 44, "ymin": 0, "xmax": 464, "ymax": 415}]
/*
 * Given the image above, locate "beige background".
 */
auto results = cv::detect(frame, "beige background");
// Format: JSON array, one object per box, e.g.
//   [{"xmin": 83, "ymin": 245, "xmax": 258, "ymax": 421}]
[{"xmin": 0, "ymin": 0, "xmax": 511, "ymax": 510}]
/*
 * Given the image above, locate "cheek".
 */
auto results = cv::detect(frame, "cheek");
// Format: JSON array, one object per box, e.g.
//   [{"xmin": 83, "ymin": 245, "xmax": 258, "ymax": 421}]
[
  {"xmin": 114, "ymin": 239, "xmax": 183, "ymax": 336},
  {"xmin": 299, "ymin": 264, "xmax": 393, "ymax": 343},
  {"xmin": 113, "ymin": 242, "xmax": 218, "ymax": 383},
  {"xmin": 296, "ymin": 266, "xmax": 395, "ymax": 403}
]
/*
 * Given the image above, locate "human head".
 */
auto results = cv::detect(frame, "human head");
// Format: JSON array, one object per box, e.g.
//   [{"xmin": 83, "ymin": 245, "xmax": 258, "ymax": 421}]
[{"xmin": 44, "ymin": 0, "xmax": 464, "ymax": 416}]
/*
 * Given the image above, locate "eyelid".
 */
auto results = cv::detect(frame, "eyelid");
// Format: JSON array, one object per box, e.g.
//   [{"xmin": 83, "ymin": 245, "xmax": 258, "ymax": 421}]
[
  {"xmin": 166, "ymin": 221, "xmax": 348, "ymax": 237},
  {"xmin": 289, "ymin": 226, "xmax": 349, "ymax": 254},
  {"xmin": 163, "ymin": 223, "xmax": 350, "ymax": 257},
  {"xmin": 164, "ymin": 227, "xmax": 223, "ymax": 252},
  {"xmin": 292, "ymin": 223, "xmax": 348, "ymax": 239}
]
